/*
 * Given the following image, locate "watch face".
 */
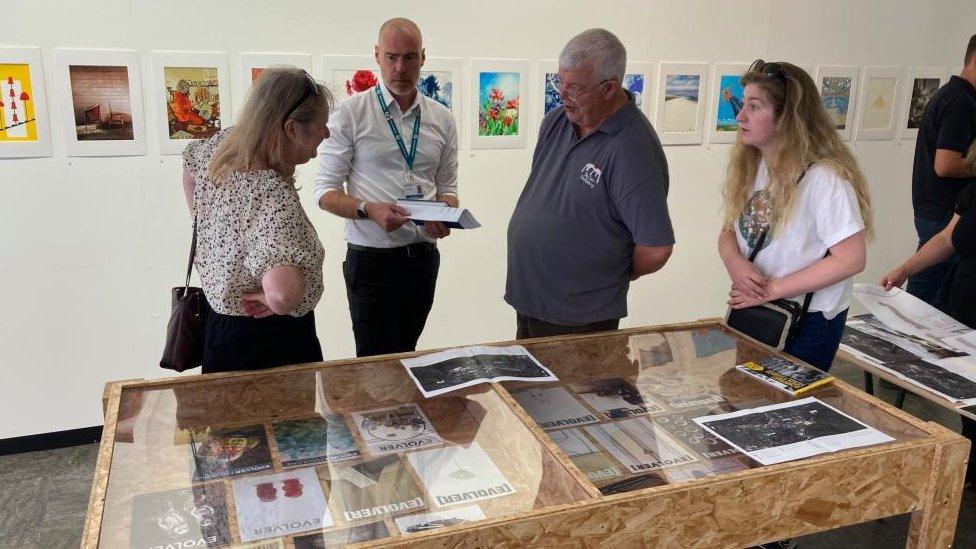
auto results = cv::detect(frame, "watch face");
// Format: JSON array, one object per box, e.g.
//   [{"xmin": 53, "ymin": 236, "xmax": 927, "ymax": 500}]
[{"xmin": 357, "ymin": 206, "xmax": 367, "ymax": 219}]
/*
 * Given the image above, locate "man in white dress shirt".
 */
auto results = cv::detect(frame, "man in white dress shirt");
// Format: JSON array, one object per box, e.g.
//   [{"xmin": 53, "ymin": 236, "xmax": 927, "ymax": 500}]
[{"xmin": 314, "ymin": 17, "xmax": 459, "ymax": 357}]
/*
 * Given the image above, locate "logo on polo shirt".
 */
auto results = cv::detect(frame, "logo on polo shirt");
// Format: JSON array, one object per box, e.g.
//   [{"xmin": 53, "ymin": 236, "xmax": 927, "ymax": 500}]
[{"xmin": 580, "ymin": 163, "xmax": 602, "ymax": 188}]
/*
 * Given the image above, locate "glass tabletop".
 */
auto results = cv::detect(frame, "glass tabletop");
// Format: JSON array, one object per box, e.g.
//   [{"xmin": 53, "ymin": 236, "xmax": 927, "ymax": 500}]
[{"xmin": 97, "ymin": 324, "xmax": 930, "ymax": 548}]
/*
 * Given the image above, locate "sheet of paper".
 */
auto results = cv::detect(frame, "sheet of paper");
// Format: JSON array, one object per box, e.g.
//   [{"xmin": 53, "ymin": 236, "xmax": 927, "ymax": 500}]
[
  {"xmin": 394, "ymin": 505, "xmax": 487, "ymax": 535},
  {"xmin": 351, "ymin": 404, "xmax": 443, "ymax": 456},
  {"xmin": 405, "ymin": 442, "xmax": 516, "ymax": 508},
  {"xmin": 510, "ymin": 386, "xmax": 598, "ymax": 430},
  {"xmin": 321, "ymin": 454, "xmax": 426, "ymax": 523},
  {"xmin": 401, "ymin": 345, "xmax": 556, "ymax": 397},
  {"xmin": 694, "ymin": 397, "xmax": 894, "ymax": 465},
  {"xmin": 853, "ymin": 284, "xmax": 972, "ymax": 336},
  {"xmin": 584, "ymin": 418, "xmax": 697, "ymax": 473},
  {"xmin": 396, "ymin": 199, "xmax": 482, "ymax": 229},
  {"xmin": 231, "ymin": 468, "xmax": 332, "ymax": 542},
  {"xmin": 568, "ymin": 378, "xmax": 664, "ymax": 419},
  {"xmin": 548, "ymin": 428, "xmax": 624, "ymax": 483},
  {"xmin": 272, "ymin": 415, "xmax": 361, "ymax": 467}
]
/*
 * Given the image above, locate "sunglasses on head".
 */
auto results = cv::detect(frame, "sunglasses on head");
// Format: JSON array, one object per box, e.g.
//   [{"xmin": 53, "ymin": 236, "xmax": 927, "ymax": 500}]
[
  {"xmin": 748, "ymin": 59, "xmax": 787, "ymax": 84},
  {"xmin": 283, "ymin": 70, "xmax": 320, "ymax": 123}
]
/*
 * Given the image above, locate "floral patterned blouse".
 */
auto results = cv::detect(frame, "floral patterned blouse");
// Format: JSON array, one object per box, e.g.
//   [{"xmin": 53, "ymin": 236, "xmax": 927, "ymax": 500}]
[{"xmin": 183, "ymin": 129, "xmax": 324, "ymax": 317}]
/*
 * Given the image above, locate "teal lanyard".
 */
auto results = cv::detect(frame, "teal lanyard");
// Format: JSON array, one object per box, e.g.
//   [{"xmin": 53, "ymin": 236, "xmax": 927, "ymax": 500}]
[{"xmin": 374, "ymin": 84, "xmax": 421, "ymax": 171}]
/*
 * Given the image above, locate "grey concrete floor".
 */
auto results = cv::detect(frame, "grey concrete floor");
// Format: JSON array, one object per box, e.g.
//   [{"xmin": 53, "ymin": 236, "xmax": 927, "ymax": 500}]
[{"xmin": 0, "ymin": 361, "xmax": 972, "ymax": 548}]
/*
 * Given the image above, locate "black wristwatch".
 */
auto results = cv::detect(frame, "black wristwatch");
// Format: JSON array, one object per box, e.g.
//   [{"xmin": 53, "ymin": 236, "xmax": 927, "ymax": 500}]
[{"xmin": 356, "ymin": 201, "xmax": 368, "ymax": 220}]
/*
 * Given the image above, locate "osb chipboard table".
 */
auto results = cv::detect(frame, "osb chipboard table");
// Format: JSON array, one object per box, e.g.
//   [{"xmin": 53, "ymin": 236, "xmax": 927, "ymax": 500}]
[{"xmin": 83, "ymin": 320, "xmax": 969, "ymax": 548}]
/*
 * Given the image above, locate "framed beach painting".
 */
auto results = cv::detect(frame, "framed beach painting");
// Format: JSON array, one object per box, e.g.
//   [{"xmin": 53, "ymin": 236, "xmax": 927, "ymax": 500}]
[
  {"xmin": 238, "ymin": 52, "xmax": 312, "ymax": 108},
  {"xmin": 469, "ymin": 58, "xmax": 529, "ymax": 150},
  {"xmin": 0, "ymin": 46, "xmax": 52, "ymax": 158},
  {"xmin": 707, "ymin": 63, "xmax": 748, "ymax": 144},
  {"xmin": 152, "ymin": 51, "xmax": 231, "ymax": 155},
  {"xmin": 54, "ymin": 48, "xmax": 146, "ymax": 156},
  {"xmin": 899, "ymin": 67, "xmax": 946, "ymax": 141},
  {"xmin": 854, "ymin": 66, "xmax": 902, "ymax": 142},
  {"xmin": 655, "ymin": 62, "xmax": 708, "ymax": 145},
  {"xmin": 815, "ymin": 66, "xmax": 860, "ymax": 142}
]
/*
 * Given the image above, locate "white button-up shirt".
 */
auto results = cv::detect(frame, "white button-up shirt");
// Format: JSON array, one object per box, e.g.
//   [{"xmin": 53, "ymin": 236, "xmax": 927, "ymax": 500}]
[{"xmin": 314, "ymin": 80, "xmax": 459, "ymax": 248}]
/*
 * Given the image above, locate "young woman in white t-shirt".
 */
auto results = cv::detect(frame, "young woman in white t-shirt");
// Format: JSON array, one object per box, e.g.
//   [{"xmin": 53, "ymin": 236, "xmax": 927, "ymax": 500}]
[{"xmin": 718, "ymin": 60, "xmax": 873, "ymax": 372}]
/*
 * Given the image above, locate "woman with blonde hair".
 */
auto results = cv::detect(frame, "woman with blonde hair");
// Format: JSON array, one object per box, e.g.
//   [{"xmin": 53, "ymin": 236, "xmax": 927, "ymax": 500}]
[
  {"xmin": 181, "ymin": 66, "xmax": 333, "ymax": 373},
  {"xmin": 718, "ymin": 60, "xmax": 872, "ymax": 372}
]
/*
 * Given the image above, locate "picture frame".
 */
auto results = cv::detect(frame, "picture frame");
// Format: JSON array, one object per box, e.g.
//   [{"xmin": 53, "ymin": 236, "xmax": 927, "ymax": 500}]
[
  {"xmin": 899, "ymin": 66, "xmax": 947, "ymax": 141},
  {"xmin": 0, "ymin": 46, "xmax": 52, "ymax": 158},
  {"xmin": 814, "ymin": 65, "xmax": 860, "ymax": 142},
  {"xmin": 534, "ymin": 60, "xmax": 655, "ymax": 125},
  {"xmin": 320, "ymin": 54, "xmax": 378, "ymax": 104},
  {"xmin": 707, "ymin": 63, "xmax": 749, "ymax": 144},
  {"xmin": 237, "ymin": 52, "xmax": 312, "ymax": 108},
  {"xmin": 151, "ymin": 51, "xmax": 231, "ymax": 155},
  {"xmin": 854, "ymin": 66, "xmax": 902, "ymax": 142},
  {"xmin": 655, "ymin": 62, "xmax": 709, "ymax": 145},
  {"xmin": 54, "ymin": 48, "xmax": 146, "ymax": 157},
  {"xmin": 418, "ymin": 56, "xmax": 463, "ymax": 137},
  {"xmin": 468, "ymin": 58, "xmax": 530, "ymax": 150}
]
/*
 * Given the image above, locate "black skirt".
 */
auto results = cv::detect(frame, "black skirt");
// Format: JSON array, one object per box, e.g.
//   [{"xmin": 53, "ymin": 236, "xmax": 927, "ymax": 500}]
[{"xmin": 202, "ymin": 300, "xmax": 323, "ymax": 374}]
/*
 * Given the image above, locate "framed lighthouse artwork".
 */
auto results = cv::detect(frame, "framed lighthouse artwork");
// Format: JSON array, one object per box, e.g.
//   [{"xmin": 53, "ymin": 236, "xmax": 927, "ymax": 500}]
[{"xmin": 0, "ymin": 47, "xmax": 52, "ymax": 158}]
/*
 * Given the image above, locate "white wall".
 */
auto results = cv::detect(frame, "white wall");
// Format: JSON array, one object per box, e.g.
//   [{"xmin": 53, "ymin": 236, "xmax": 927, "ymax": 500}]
[{"xmin": 2, "ymin": 0, "xmax": 974, "ymax": 439}]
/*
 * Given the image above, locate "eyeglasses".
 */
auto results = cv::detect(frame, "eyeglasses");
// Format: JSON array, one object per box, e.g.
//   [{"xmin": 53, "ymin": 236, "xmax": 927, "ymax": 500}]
[
  {"xmin": 552, "ymin": 77, "xmax": 614, "ymax": 101},
  {"xmin": 283, "ymin": 70, "xmax": 320, "ymax": 123},
  {"xmin": 748, "ymin": 59, "xmax": 787, "ymax": 84}
]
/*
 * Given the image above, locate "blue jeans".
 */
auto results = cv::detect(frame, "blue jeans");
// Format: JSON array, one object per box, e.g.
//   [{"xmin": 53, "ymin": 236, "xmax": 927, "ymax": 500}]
[
  {"xmin": 906, "ymin": 216, "xmax": 956, "ymax": 312},
  {"xmin": 784, "ymin": 309, "xmax": 849, "ymax": 372}
]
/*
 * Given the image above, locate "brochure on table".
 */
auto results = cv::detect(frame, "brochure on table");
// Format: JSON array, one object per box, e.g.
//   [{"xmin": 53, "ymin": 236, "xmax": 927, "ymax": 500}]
[
  {"xmin": 694, "ymin": 397, "xmax": 894, "ymax": 465},
  {"xmin": 401, "ymin": 344, "xmax": 556, "ymax": 397}
]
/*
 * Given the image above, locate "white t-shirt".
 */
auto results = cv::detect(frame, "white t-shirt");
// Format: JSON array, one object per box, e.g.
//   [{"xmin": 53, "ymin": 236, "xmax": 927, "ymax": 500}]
[{"xmin": 735, "ymin": 160, "xmax": 865, "ymax": 319}]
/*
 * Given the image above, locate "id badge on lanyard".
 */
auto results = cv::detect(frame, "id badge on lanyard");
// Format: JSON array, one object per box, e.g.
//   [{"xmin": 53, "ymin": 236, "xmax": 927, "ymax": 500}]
[{"xmin": 375, "ymin": 85, "xmax": 424, "ymax": 199}]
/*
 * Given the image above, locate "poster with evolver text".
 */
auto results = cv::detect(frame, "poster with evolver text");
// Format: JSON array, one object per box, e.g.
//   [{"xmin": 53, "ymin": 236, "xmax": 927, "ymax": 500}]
[
  {"xmin": 352, "ymin": 403, "xmax": 443, "ymax": 455},
  {"xmin": 231, "ymin": 467, "xmax": 332, "ymax": 542},
  {"xmin": 129, "ymin": 484, "xmax": 231, "ymax": 549},
  {"xmin": 511, "ymin": 386, "xmax": 598, "ymax": 430},
  {"xmin": 272, "ymin": 415, "xmax": 361, "ymax": 467},
  {"xmin": 190, "ymin": 424, "xmax": 272, "ymax": 481},
  {"xmin": 406, "ymin": 442, "xmax": 515, "ymax": 508},
  {"xmin": 322, "ymin": 454, "xmax": 426, "ymax": 523}
]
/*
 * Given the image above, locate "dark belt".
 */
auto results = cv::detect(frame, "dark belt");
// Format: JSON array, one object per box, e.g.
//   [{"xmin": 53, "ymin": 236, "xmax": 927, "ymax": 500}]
[{"xmin": 348, "ymin": 242, "xmax": 436, "ymax": 258}]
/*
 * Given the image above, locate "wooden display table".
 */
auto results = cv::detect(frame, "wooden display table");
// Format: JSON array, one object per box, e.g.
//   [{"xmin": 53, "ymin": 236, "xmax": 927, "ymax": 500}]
[{"xmin": 83, "ymin": 320, "xmax": 969, "ymax": 548}]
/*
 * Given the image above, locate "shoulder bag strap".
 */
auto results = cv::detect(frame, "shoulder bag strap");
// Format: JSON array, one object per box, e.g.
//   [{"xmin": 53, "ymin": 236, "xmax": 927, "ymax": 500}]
[
  {"xmin": 746, "ymin": 164, "xmax": 822, "ymax": 315},
  {"xmin": 183, "ymin": 216, "xmax": 197, "ymax": 293}
]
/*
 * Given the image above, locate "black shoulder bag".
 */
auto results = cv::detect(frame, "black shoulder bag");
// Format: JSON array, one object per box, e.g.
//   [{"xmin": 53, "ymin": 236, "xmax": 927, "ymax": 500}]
[
  {"xmin": 160, "ymin": 218, "xmax": 206, "ymax": 371},
  {"xmin": 724, "ymin": 227, "xmax": 816, "ymax": 350}
]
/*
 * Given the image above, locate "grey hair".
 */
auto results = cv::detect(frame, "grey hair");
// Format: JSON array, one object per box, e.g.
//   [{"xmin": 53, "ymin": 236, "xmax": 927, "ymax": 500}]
[{"xmin": 558, "ymin": 28, "xmax": 626, "ymax": 82}]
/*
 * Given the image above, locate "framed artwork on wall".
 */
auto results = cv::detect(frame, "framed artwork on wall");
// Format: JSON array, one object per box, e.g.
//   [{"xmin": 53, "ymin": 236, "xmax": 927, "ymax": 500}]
[
  {"xmin": 418, "ymin": 56, "xmax": 462, "ymax": 136},
  {"xmin": 899, "ymin": 66, "xmax": 946, "ymax": 141},
  {"xmin": 535, "ymin": 60, "xmax": 654, "ymax": 122},
  {"xmin": 854, "ymin": 66, "xmax": 902, "ymax": 142},
  {"xmin": 814, "ymin": 65, "xmax": 860, "ymax": 142},
  {"xmin": 655, "ymin": 62, "xmax": 708, "ymax": 145},
  {"xmin": 54, "ymin": 48, "xmax": 146, "ymax": 157},
  {"xmin": 707, "ymin": 63, "xmax": 748, "ymax": 144},
  {"xmin": 152, "ymin": 51, "xmax": 231, "ymax": 155},
  {"xmin": 469, "ymin": 58, "xmax": 529, "ymax": 150},
  {"xmin": 238, "ymin": 52, "xmax": 312, "ymax": 107},
  {"xmin": 321, "ymin": 55, "xmax": 378, "ymax": 104},
  {"xmin": 0, "ymin": 46, "xmax": 52, "ymax": 158}
]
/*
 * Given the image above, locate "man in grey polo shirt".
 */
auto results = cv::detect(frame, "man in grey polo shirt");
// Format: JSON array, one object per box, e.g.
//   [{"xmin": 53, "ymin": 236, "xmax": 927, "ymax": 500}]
[{"xmin": 506, "ymin": 28, "xmax": 674, "ymax": 339}]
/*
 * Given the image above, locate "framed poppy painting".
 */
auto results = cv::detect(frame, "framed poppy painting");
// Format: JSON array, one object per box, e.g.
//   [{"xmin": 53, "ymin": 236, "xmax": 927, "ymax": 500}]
[
  {"xmin": 469, "ymin": 58, "xmax": 529, "ymax": 150},
  {"xmin": 0, "ymin": 47, "xmax": 52, "ymax": 158}
]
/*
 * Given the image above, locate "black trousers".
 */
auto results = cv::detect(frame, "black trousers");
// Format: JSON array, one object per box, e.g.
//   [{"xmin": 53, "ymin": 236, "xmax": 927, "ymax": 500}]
[
  {"xmin": 516, "ymin": 313, "xmax": 619, "ymax": 340},
  {"xmin": 343, "ymin": 243, "xmax": 440, "ymax": 357},
  {"xmin": 202, "ymin": 300, "xmax": 323, "ymax": 374}
]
